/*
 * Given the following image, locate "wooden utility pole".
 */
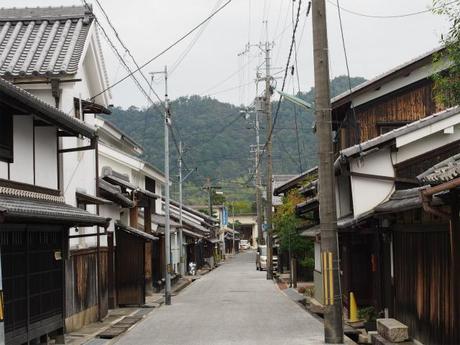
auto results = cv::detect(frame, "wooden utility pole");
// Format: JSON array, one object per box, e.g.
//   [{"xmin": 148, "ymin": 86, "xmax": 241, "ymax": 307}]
[
  {"xmin": 203, "ymin": 178, "xmax": 221, "ymax": 217},
  {"xmin": 312, "ymin": 0, "xmax": 344, "ymax": 342}
]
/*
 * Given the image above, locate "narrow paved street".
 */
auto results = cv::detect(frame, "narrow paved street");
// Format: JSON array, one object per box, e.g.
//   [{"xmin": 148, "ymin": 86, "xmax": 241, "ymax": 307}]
[{"xmin": 114, "ymin": 251, "xmax": 324, "ymax": 345}]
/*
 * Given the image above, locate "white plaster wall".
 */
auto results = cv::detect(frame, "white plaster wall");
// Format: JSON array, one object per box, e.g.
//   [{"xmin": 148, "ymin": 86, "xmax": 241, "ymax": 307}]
[
  {"xmin": 336, "ymin": 173, "xmax": 352, "ymax": 218},
  {"xmin": 350, "ymin": 147, "xmax": 394, "ymax": 217},
  {"xmin": 35, "ymin": 126, "xmax": 58, "ymax": 189},
  {"xmin": 10, "ymin": 116, "xmax": 33, "ymax": 184},
  {"xmin": 171, "ymin": 233, "xmax": 180, "ymax": 273},
  {"xmin": 394, "ymin": 123, "xmax": 460, "ymax": 164},
  {"xmin": 0, "ymin": 162, "xmax": 8, "ymax": 179}
]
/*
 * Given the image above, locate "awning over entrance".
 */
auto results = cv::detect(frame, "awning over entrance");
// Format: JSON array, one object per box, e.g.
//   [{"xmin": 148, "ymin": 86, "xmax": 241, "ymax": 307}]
[
  {"xmin": 76, "ymin": 190, "xmax": 112, "ymax": 205},
  {"xmin": 0, "ymin": 192, "xmax": 110, "ymax": 227},
  {"xmin": 98, "ymin": 179, "xmax": 134, "ymax": 208},
  {"xmin": 182, "ymin": 228, "xmax": 204, "ymax": 239},
  {"xmin": 115, "ymin": 222, "xmax": 158, "ymax": 241}
]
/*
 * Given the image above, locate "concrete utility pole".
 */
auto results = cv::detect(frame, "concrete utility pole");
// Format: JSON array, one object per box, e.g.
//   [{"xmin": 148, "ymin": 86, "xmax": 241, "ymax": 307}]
[
  {"xmin": 178, "ymin": 141, "xmax": 185, "ymax": 277},
  {"xmin": 231, "ymin": 202, "xmax": 235, "ymax": 254},
  {"xmin": 264, "ymin": 40, "xmax": 274, "ymax": 281},
  {"xmin": 250, "ymin": 105, "xmax": 264, "ymax": 245},
  {"xmin": 312, "ymin": 0, "xmax": 344, "ymax": 342},
  {"xmin": 162, "ymin": 66, "xmax": 172, "ymax": 306}
]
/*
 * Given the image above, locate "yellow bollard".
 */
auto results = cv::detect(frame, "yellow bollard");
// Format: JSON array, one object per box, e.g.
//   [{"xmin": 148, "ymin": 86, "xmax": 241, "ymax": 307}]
[{"xmin": 349, "ymin": 292, "xmax": 358, "ymax": 322}]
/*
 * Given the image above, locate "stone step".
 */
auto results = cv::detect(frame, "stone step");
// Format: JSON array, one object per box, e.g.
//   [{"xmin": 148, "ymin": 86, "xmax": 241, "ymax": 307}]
[{"xmin": 376, "ymin": 318, "xmax": 409, "ymax": 343}]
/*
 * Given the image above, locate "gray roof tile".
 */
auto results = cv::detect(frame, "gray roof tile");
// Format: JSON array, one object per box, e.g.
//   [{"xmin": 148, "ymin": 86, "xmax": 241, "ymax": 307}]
[
  {"xmin": 0, "ymin": 193, "xmax": 109, "ymax": 226},
  {"xmin": 0, "ymin": 6, "xmax": 93, "ymax": 77},
  {"xmin": 417, "ymin": 153, "xmax": 460, "ymax": 185}
]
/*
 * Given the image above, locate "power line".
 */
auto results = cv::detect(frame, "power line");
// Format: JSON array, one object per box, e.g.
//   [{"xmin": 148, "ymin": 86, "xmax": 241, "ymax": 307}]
[
  {"xmin": 170, "ymin": 0, "xmax": 224, "ymax": 75},
  {"xmin": 245, "ymin": 0, "xmax": 306, "ymax": 185},
  {"xmin": 333, "ymin": 0, "xmax": 360, "ymax": 145},
  {"xmin": 87, "ymin": 0, "xmax": 165, "ymax": 112},
  {"xmin": 327, "ymin": 0, "xmax": 458, "ymax": 19},
  {"xmin": 89, "ymin": 0, "xmax": 234, "ymax": 101},
  {"xmin": 208, "ymin": 80, "xmax": 255, "ymax": 96}
]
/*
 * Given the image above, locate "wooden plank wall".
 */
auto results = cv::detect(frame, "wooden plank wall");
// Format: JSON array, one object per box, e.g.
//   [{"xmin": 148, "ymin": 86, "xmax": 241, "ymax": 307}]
[
  {"xmin": 65, "ymin": 248, "xmax": 108, "ymax": 319},
  {"xmin": 393, "ymin": 228, "xmax": 458, "ymax": 345},
  {"xmin": 355, "ymin": 80, "xmax": 442, "ymax": 142}
]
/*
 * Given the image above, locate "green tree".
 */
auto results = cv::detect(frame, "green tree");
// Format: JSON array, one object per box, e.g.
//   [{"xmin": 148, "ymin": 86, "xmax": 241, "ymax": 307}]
[
  {"xmin": 433, "ymin": 1, "xmax": 460, "ymax": 105},
  {"xmin": 274, "ymin": 190, "xmax": 314, "ymax": 269}
]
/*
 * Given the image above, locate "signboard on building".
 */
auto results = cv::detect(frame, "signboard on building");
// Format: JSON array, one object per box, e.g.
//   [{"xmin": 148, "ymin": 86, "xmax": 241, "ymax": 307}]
[{"xmin": 222, "ymin": 207, "xmax": 228, "ymax": 226}]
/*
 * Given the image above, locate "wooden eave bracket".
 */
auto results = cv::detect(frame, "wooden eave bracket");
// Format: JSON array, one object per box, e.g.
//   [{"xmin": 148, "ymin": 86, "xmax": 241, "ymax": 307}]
[{"xmin": 58, "ymin": 137, "xmax": 97, "ymax": 154}]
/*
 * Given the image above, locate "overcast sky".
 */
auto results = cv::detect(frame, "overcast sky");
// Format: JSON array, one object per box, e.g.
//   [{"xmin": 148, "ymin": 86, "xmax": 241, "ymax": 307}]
[{"xmin": 1, "ymin": 0, "xmax": 450, "ymax": 108}]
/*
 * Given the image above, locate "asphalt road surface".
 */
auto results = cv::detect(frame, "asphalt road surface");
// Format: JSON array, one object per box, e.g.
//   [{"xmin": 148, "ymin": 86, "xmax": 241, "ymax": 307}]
[{"xmin": 114, "ymin": 251, "xmax": 324, "ymax": 345}]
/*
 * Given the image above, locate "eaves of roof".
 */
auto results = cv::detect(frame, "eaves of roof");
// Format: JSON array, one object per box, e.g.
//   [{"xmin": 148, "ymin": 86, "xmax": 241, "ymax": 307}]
[
  {"xmin": 417, "ymin": 153, "xmax": 460, "ymax": 185},
  {"xmin": 338, "ymin": 106, "xmax": 460, "ymax": 160},
  {"xmin": 0, "ymin": 77, "xmax": 95, "ymax": 138},
  {"xmin": 273, "ymin": 166, "xmax": 318, "ymax": 196},
  {"xmin": 331, "ymin": 46, "xmax": 444, "ymax": 108}
]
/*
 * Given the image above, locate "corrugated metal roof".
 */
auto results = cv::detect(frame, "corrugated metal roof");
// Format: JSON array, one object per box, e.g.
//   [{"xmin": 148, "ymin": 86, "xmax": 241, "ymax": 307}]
[
  {"xmin": 0, "ymin": 6, "xmax": 93, "ymax": 77},
  {"xmin": 418, "ymin": 153, "xmax": 460, "ymax": 184}
]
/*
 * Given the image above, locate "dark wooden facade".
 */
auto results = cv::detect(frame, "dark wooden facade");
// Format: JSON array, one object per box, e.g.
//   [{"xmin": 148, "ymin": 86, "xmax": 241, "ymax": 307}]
[
  {"xmin": 115, "ymin": 228, "xmax": 146, "ymax": 306},
  {"xmin": 392, "ymin": 224, "xmax": 457, "ymax": 345},
  {"xmin": 0, "ymin": 224, "xmax": 65, "ymax": 345},
  {"xmin": 65, "ymin": 248, "xmax": 108, "ymax": 324},
  {"xmin": 331, "ymin": 59, "xmax": 460, "ymax": 344},
  {"xmin": 334, "ymin": 79, "xmax": 444, "ymax": 151}
]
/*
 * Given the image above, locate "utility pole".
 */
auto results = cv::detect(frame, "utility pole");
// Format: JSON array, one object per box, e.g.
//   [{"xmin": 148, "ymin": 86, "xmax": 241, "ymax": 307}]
[
  {"xmin": 164, "ymin": 65, "xmax": 172, "ymax": 306},
  {"xmin": 264, "ymin": 40, "xmax": 274, "ymax": 281},
  {"xmin": 203, "ymin": 178, "xmax": 221, "ymax": 217},
  {"xmin": 250, "ymin": 103, "xmax": 264, "ymax": 245},
  {"xmin": 312, "ymin": 0, "xmax": 344, "ymax": 342},
  {"xmin": 178, "ymin": 141, "xmax": 185, "ymax": 276},
  {"xmin": 178, "ymin": 148, "xmax": 195, "ymax": 274},
  {"xmin": 231, "ymin": 202, "xmax": 235, "ymax": 254},
  {"xmin": 152, "ymin": 66, "xmax": 172, "ymax": 306}
]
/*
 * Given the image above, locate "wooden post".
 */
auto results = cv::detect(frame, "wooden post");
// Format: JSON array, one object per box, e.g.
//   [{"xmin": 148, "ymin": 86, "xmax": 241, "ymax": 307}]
[
  {"xmin": 312, "ymin": 0, "xmax": 344, "ymax": 341},
  {"xmin": 450, "ymin": 191, "xmax": 460, "ymax": 341},
  {"xmin": 144, "ymin": 200, "xmax": 153, "ymax": 296}
]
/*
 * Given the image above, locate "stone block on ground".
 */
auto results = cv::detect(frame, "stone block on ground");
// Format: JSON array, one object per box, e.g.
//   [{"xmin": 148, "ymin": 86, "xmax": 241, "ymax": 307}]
[
  {"xmin": 359, "ymin": 333, "xmax": 371, "ymax": 344},
  {"xmin": 371, "ymin": 333, "xmax": 415, "ymax": 345},
  {"xmin": 376, "ymin": 318, "xmax": 408, "ymax": 343}
]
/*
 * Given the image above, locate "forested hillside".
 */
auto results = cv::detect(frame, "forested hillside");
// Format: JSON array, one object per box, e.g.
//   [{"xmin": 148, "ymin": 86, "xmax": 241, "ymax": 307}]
[{"xmin": 105, "ymin": 76, "xmax": 365, "ymax": 204}]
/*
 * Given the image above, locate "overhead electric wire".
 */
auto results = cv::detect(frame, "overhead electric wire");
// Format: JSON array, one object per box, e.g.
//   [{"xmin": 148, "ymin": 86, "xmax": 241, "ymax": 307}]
[
  {"xmin": 326, "ymin": 0, "xmax": 458, "ymax": 19},
  {"xmin": 208, "ymin": 80, "xmax": 255, "ymax": 96},
  {"xmin": 90, "ymin": 0, "xmax": 166, "ymax": 112},
  {"xmin": 89, "ymin": 0, "xmax": 234, "ymax": 101},
  {"xmin": 333, "ymin": 0, "xmax": 361, "ymax": 145},
  {"xmin": 291, "ymin": 0, "xmax": 303, "ymax": 173},
  {"xmin": 245, "ymin": 0, "xmax": 306, "ymax": 185},
  {"xmin": 170, "ymin": 0, "xmax": 224, "ymax": 75}
]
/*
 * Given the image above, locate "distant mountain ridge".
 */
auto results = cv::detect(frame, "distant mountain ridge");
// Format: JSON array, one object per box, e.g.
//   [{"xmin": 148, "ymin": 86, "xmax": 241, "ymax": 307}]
[{"xmin": 105, "ymin": 75, "xmax": 366, "ymax": 203}]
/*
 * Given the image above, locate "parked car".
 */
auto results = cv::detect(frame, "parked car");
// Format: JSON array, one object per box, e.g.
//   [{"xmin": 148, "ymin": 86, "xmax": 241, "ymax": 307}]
[
  {"xmin": 256, "ymin": 245, "xmax": 278, "ymax": 271},
  {"xmin": 239, "ymin": 239, "xmax": 251, "ymax": 250}
]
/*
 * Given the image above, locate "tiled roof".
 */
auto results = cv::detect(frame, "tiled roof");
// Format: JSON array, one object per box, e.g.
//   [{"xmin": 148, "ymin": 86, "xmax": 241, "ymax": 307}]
[
  {"xmin": 115, "ymin": 222, "xmax": 158, "ymax": 241},
  {"xmin": 273, "ymin": 166, "xmax": 318, "ymax": 196},
  {"xmin": 418, "ymin": 153, "xmax": 460, "ymax": 185},
  {"xmin": 98, "ymin": 179, "xmax": 134, "ymax": 208},
  {"xmin": 0, "ymin": 6, "xmax": 93, "ymax": 77},
  {"xmin": 0, "ymin": 193, "xmax": 110, "ymax": 226}
]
